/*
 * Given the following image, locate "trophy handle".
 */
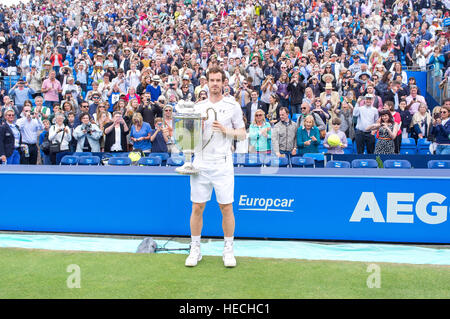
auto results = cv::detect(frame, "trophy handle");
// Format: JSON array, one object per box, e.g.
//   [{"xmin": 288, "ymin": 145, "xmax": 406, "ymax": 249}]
[
  {"xmin": 202, "ymin": 107, "xmax": 217, "ymax": 150},
  {"xmin": 205, "ymin": 107, "xmax": 217, "ymax": 121}
]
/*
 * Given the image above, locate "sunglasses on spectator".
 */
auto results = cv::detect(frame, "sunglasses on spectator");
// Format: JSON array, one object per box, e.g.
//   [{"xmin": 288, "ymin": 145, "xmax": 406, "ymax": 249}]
[
  {"xmin": 255, "ymin": 114, "xmax": 264, "ymax": 117},
  {"xmin": 441, "ymin": 111, "xmax": 448, "ymax": 114}
]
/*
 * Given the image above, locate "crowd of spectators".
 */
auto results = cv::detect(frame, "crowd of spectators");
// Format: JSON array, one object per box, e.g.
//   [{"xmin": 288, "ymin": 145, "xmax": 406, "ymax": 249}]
[{"xmin": 0, "ymin": 0, "xmax": 450, "ymax": 165}]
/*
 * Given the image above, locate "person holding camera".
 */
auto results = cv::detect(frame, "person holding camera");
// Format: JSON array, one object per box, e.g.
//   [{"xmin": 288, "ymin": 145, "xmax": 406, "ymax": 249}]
[
  {"xmin": 405, "ymin": 85, "xmax": 426, "ymax": 115},
  {"xmin": 48, "ymin": 113, "xmax": 72, "ymax": 164},
  {"xmin": 245, "ymin": 58, "xmax": 264, "ymax": 93},
  {"xmin": 103, "ymin": 111, "xmax": 129, "ymax": 153},
  {"xmin": 287, "ymin": 72, "xmax": 306, "ymax": 115},
  {"xmin": 73, "ymin": 112, "xmax": 103, "ymax": 153},
  {"xmin": 15, "ymin": 105, "xmax": 44, "ymax": 164},
  {"xmin": 260, "ymin": 75, "xmax": 278, "ymax": 112},
  {"xmin": 150, "ymin": 117, "xmax": 169, "ymax": 153},
  {"xmin": 0, "ymin": 108, "xmax": 22, "ymax": 165},
  {"xmin": 430, "ymin": 105, "xmax": 450, "ymax": 155}
]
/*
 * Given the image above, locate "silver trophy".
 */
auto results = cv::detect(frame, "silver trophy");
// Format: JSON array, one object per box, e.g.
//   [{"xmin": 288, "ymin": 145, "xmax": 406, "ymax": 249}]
[{"xmin": 172, "ymin": 100, "xmax": 216, "ymax": 175}]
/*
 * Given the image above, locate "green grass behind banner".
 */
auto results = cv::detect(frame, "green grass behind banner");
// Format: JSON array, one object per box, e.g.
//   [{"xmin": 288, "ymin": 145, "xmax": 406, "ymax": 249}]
[{"xmin": 0, "ymin": 248, "xmax": 449, "ymax": 299}]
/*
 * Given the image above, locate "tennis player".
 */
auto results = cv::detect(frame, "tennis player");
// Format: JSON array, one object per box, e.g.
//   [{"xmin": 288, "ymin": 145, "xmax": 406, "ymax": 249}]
[{"xmin": 185, "ymin": 67, "xmax": 246, "ymax": 268}]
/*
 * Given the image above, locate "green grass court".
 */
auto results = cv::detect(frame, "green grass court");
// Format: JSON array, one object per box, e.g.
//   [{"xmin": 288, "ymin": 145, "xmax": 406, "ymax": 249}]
[{"xmin": 0, "ymin": 247, "xmax": 449, "ymax": 299}]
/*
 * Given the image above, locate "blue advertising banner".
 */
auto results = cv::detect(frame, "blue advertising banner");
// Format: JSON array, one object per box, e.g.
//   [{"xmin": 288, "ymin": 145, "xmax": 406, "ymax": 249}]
[{"xmin": 0, "ymin": 167, "xmax": 449, "ymax": 244}]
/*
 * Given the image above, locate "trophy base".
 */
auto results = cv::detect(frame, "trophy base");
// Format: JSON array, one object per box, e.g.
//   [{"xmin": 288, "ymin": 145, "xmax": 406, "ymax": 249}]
[{"xmin": 175, "ymin": 163, "xmax": 199, "ymax": 175}]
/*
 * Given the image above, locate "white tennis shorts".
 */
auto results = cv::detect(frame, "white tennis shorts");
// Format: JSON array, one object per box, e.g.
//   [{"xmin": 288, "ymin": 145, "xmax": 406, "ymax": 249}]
[{"xmin": 190, "ymin": 156, "xmax": 234, "ymax": 204}]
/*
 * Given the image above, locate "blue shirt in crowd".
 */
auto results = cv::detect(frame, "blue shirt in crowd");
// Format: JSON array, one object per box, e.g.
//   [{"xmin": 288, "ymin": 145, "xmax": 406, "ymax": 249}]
[{"xmin": 130, "ymin": 122, "xmax": 152, "ymax": 151}]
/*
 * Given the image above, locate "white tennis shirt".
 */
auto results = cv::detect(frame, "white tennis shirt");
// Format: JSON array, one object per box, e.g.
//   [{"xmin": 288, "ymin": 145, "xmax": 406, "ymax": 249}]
[{"xmin": 193, "ymin": 96, "xmax": 245, "ymax": 161}]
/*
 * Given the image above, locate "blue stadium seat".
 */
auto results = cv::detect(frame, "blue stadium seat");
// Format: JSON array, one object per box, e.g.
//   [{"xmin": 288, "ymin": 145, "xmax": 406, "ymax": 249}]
[
  {"xmin": 399, "ymin": 148, "xmax": 417, "ymax": 155},
  {"xmin": 343, "ymin": 139, "xmax": 354, "ymax": 154},
  {"xmin": 303, "ymin": 153, "xmax": 324, "ymax": 161},
  {"xmin": 399, "ymin": 137, "xmax": 417, "ymax": 154},
  {"xmin": 427, "ymin": 160, "xmax": 450, "ymax": 169},
  {"xmin": 73, "ymin": 152, "xmax": 92, "ymax": 157},
  {"xmin": 242, "ymin": 154, "xmax": 264, "ymax": 167},
  {"xmin": 78, "ymin": 155, "xmax": 101, "ymax": 166},
  {"xmin": 148, "ymin": 152, "xmax": 170, "ymax": 162},
  {"xmin": 383, "ymin": 159, "xmax": 411, "ymax": 169},
  {"xmin": 325, "ymin": 160, "xmax": 351, "ymax": 168},
  {"xmin": 108, "ymin": 157, "xmax": 132, "ymax": 166},
  {"xmin": 60, "ymin": 155, "xmax": 79, "ymax": 165},
  {"xmin": 351, "ymin": 159, "xmax": 378, "ymax": 168},
  {"xmin": 138, "ymin": 157, "xmax": 162, "ymax": 166},
  {"xmin": 318, "ymin": 141, "xmax": 327, "ymax": 154},
  {"xmin": 417, "ymin": 138, "xmax": 431, "ymax": 154},
  {"xmin": 303, "ymin": 153, "xmax": 325, "ymax": 167},
  {"xmin": 347, "ymin": 138, "xmax": 353, "ymax": 147},
  {"xmin": 232, "ymin": 153, "xmax": 246, "ymax": 167},
  {"xmin": 291, "ymin": 156, "xmax": 315, "ymax": 167},
  {"xmin": 167, "ymin": 156, "xmax": 184, "ymax": 166},
  {"xmin": 292, "ymin": 113, "xmax": 301, "ymax": 123},
  {"xmin": 263, "ymin": 155, "xmax": 289, "ymax": 167}
]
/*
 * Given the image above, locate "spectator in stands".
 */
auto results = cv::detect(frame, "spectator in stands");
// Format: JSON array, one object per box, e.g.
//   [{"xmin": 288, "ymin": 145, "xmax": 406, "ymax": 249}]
[
  {"xmin": 248, "ymin": 109, "xmax": 271, "ymax": 154},
  {"xmin": 287, "ymin": 72, "xmax": 306, "ymax": 115},
  {"xmin": 296, "ymin": 102, "xmax": 326, "ymax": 135},
  {"xmin": 8, "ymin": 80, "xmax": 35, "ymax": 114},
  {"xmin": 428, "ymin": 46, "xmax": 446, "ymax": 78},
  {"xmin": 323, "ymin": 117, "xmax": 347, "ymax": 154},
  {"xmin": 271, "ymin": 106, "xmax": 297, "ymax": 159},
  {"xmin": 260, "ymin": 75, "xmax": 277, "ymax": 111},
  {"xmin": 405, "ymin": 77, "xmax": 421, "ymax": 96},
  {"xmin": 383, "ymin": 101, "xmax": 402, "ymax": 154},
  {"xmin": 405, "ymin": 85, "xmax": 427, "ymax": 115},
  {"xmin": 276, "ymin": 72, "xmax": 290, "ymax": 109},
  {"xmin": 129, "ymin": 112, "xmax": 152, "ymax": 154},
  {"xmin": 38, "ymin": 119, "xmax": 51, "ymax": 165},
  {"xmin": 366, "ymin": 110, "xmax": 398, "ymax": 155},
  {"xmin": 93, "ymin": 102, "xmax": 111, "ymax": 125},
  {"xmin": 431, "ymin": 105, "xmax": 450, "ymax": 155},
  {"xmin": 390, "ymin": 62, "xmax": 408, "ymax": 85},
  {"xmin": 353, "ymin": 94, "xmax": 379, "ymax": 154},
  {"xmin": 73, "ymin": 112, "xmax": 103, "ymax": 153},
  {"xmin": 234, "ymin": 79, "xmax": 251, "ymax": 110},
  {"xmin": 266, "ymin": 94, "xmax": 281, "ymax": 127},
  {"xmin": 243, "ymin": 90, "xmax": 264, "ymax": 127},
  {"xmin": 138, "ymin": 92, "xmax": 163, "ymax": 129},
  {"xmin": 150, "ymin": 117, "xmax": 169, "ymax": 153},
  {"xmin": 245, "ymin": 58, "xmax": 264, "ymax": 93},
  {"xmin": 311, "ymin": 97, "xmax": 330, "ymax": 126},
  {"xmin": 88, "ymin": 92, "xmax": 102, "ymax": 117},
  {"xmin": 41, "ymin": 70, "xmax": 62, "ymax": 108},
  {"xmin": 297, "ymin": 114, "xmax": 320, "ymax": 156},
  {"xmin": 0, "ymin": 107, "xmax": 21, "ymax": 164},
  {"xmin": 411, "ymin": 103, "xmax": 432, "ymax": 143},
  {"xmin": 15, "ymin": 104, "xmax": 43, "ymax": 164},
  {"xmin": 48, "ymin": 113, "xmax": 71, "ymax": 165},
  {"xmin": 66, "ymin": 112, "xmax": 77, "ymax": 152},
  {"xmin": 26, "ymin": 65, "xmax": 42, "ymax": 98},
  {"xmin": 103, "ymin": 111, "xmax": 129, "ymax": 153}
]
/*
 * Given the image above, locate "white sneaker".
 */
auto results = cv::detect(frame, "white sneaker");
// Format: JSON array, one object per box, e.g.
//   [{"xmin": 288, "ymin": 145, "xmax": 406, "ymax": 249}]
[
  {"xmin": 185, "ymin": 242, "xmax": 202, "ymax": 267},
  {"xmin": 223, "ymin": 242, "xmax": 236, "ymax": 268}
]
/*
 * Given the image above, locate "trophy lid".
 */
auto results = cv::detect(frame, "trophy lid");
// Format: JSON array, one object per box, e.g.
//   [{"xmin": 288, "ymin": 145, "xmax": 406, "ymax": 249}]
[{"xmin": 173, "ymin": 100, "xmax": 201, "ymax": 118}]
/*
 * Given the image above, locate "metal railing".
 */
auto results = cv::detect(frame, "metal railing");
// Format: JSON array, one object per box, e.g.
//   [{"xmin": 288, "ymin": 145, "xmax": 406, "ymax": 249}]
[{"xmin": 426, "ymin": 65, "xmax": 449, "ymax": 106}]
